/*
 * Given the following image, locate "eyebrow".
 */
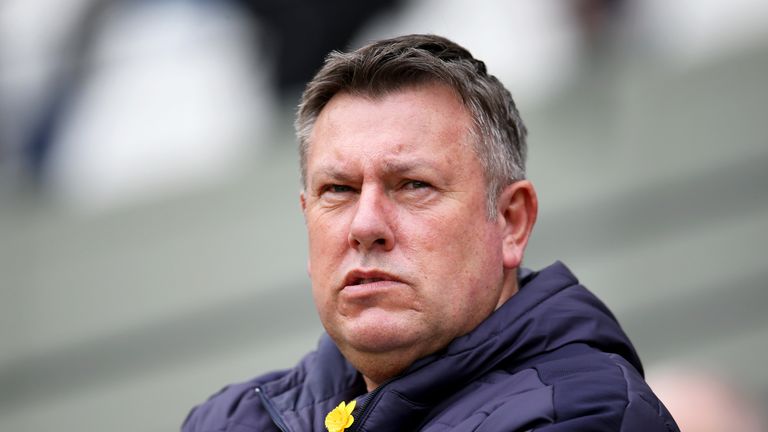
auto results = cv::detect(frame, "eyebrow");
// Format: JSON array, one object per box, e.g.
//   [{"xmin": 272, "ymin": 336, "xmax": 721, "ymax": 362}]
[
  {"xmin": 381, "ymin": 159, "xmax": 435, "ymax": 175},
  {"xmin": 311, "ymin": 158, "xmax": 439, "ymax": 184},
  {"xmin": 313, "ymin": 166, "xmax": 355, "ymax": 183}
]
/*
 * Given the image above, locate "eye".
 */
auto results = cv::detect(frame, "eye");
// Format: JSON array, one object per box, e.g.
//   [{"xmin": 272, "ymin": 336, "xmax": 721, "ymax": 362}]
[
  {"xmin": 322, "ymin": 184, "xmax": 355, "ymax": 194},
  {"xmin": 403, "ymin": 180, "xmax": 432, "ymax": 190}
]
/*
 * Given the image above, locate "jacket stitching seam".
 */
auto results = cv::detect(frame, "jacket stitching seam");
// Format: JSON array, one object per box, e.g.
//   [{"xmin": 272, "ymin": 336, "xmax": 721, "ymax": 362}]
[{"xmin": 614, "ymin": 358, "xmax": 633, "ymax": 431}]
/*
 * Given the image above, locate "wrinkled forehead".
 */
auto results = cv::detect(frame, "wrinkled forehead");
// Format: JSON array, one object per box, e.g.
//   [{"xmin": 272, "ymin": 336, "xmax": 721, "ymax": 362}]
[
  {"xmin": 299, "ymin": 82, "xmax": 483, "ymax": 192},
  {"xmin": 310, "ymin": 85, "xmax": 474, "ymax": 152},
  {"xmin": 304, "ymin": 86, "xmax": 485, "ymax": 191},
  {"xmin": 314, "ymin": 78, "xmax": 469, "ymax": 130},
  {"xmin": 312, "ymin": 83, "xmax": 475, "ymax": 144}
]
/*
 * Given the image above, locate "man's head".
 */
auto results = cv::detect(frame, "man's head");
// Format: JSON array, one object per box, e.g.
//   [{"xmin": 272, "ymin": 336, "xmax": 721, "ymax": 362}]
[
  {"xmin": 296, "ymin": 34, "xmax": 528, "ymax": 216},
  {"xmin": 297, "ymin": 34, "xmax": 537, "ymax": 390}
]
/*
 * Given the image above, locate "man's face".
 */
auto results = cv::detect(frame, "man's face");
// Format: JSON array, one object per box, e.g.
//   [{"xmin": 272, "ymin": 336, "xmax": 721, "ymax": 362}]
[{"xmin": 301, "ymin": 83, "xmax": 513, "ymax": 365}]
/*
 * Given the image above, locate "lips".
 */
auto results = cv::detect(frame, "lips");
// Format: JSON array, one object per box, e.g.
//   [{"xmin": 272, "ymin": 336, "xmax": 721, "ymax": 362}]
[
  {"xmin": 342, "ymin": 269, "xmax": 402, "ymax": 289},
  {"xmin": 352, "ymin": 278, "xmax": 386, "ymax": 285}
]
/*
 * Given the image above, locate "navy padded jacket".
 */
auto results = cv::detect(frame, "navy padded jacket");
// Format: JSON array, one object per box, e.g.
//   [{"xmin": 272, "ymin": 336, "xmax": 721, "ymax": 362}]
[{"xmin": 183, "ymin": 262, "xmax": 679, "ymax": 431}]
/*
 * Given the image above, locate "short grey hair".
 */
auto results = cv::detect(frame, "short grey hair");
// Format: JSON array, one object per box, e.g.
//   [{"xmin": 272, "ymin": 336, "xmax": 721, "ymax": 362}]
[{"xmin": 295, "ymin": 34, "xmax": 528, "ymax": 216}]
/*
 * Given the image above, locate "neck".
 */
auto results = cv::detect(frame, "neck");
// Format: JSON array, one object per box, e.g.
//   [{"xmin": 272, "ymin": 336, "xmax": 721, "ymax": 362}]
[{"xmin": 345, "ymin": 345, "xmax": 426, "ymax": 392}]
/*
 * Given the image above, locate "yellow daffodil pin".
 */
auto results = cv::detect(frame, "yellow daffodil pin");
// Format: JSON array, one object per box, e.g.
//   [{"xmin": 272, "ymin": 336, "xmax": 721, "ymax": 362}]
[{"xmin": 325, "ymin": 399, "xmax": 356, "ymax": 432}]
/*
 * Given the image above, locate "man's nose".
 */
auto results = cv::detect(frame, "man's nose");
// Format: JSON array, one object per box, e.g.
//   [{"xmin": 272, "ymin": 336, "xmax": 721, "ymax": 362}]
[{"xmin": 348, "ymin": 186, "xmax": 395, "ymax": 252}]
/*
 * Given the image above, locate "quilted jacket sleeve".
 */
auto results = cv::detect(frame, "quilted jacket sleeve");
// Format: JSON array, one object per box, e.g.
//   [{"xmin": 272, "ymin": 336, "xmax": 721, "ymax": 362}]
[{"xmin": 530, "ymin": 353, "xmax": 679, "ymax": 432}]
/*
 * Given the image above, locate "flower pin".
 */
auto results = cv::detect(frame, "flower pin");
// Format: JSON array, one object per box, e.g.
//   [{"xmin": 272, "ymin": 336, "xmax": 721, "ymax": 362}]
[{"xmin": 325, "ymin": 399, "xmax": 356, "ymax": 432}]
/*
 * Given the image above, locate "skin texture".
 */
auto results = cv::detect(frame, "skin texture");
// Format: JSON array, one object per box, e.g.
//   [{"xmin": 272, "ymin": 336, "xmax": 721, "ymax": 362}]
[{"xmin": 301, "ymin": 83, "xmax": 537, "ymax": 390}]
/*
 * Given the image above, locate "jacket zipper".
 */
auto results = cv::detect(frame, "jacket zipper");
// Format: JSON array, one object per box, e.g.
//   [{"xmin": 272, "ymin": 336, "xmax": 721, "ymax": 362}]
[
  {"xmin": 348, "ymin": 376, "xmax": 397, "ymax": 432},
  {"xmin": 255, "ymin": 387, "xmax": 291, "ymax": 432}
]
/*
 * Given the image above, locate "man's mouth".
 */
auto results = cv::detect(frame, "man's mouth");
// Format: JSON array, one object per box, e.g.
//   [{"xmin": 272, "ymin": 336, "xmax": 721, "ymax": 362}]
[
  {"xmin": 343, "ymin": 270, "xmax": 402, "ymax": 288},
  {"xmin": 351, "ymin": 277, "xmax": 387, "ymax": 285}
]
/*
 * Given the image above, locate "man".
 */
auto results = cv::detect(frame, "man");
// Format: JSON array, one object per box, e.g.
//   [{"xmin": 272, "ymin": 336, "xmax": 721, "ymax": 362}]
[{"xmin": 183, "ymin": 34, "xmax": 679, "ymax": 431}]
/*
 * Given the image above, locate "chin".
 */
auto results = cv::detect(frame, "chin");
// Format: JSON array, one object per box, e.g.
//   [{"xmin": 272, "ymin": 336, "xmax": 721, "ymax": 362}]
[{"xmin": 337, "ymin": 315, "xmax": 425, "ymax": 354}]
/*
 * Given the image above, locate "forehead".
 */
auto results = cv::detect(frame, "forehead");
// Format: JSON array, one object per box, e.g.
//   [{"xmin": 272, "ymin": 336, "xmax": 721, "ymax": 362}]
[{"xmin": 306, "ymin": 84, "xmax": 475, "ymax": 169}]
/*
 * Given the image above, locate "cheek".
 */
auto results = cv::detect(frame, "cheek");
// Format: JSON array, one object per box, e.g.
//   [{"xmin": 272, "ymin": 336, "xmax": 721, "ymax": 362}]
[
  {"xmin": 414, "ymin": 212, "xmax": 503, "ymax": 295},
  {"xmin": 400, "ymin": 216, "xmax": 480, "ymax": 294},
  {"xmin": 306, "ymin": 213, "xmax": 351, "ymax": 303},
  {"xmin": 415, "ymin": 212, "xmax": 496, "ymax": 261},
  {"xmin": 311, "ymin": 283, "xmax": 332, "ymax": 316},
  {"xmin": 307, "ymin": 214, "xmax": 348, "ymax": 263}
]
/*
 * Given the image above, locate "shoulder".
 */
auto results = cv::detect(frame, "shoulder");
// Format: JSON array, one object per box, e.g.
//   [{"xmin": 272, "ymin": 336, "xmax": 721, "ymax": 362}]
[
  {"xmin": 182, "ymin": 370, "xmax": 286, "ymax": 432},
  {"xmin": 421, "ymin": 346, "xmax": 678, "ymax": 431},
  {"xmin": 529, "ymin": 346, "xmax": 679, "ymax": 431}
]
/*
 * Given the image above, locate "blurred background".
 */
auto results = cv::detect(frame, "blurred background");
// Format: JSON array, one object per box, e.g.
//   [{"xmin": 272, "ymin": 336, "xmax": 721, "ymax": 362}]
[{"xmin": 1, "ymin": 0, "xmax": 767, "ymax": 430}]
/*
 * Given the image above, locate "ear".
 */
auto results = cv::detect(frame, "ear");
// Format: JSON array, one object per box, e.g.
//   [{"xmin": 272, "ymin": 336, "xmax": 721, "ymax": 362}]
[{"xmin": 497, "ymin": 180, "xmax": 538, "ymax": 270}]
